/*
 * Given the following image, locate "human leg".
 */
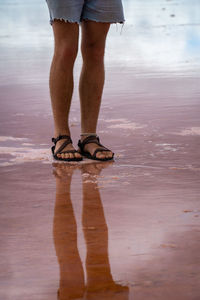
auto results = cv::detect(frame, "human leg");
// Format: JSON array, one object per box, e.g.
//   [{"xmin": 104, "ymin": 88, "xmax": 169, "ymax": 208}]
[
  {"xmin": 79, "ymin": 20, "xmax": 113, "ymax": 159},
  {"xmin": 50, "ymin": 20, "xmax": 81, "ymax": 159}
]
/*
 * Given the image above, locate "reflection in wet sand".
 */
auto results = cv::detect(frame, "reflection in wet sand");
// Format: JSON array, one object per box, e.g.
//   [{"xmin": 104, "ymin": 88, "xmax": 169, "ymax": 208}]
[{"xmin": 53, "ymin": 163, "xmax": 129, "ymax": 299}]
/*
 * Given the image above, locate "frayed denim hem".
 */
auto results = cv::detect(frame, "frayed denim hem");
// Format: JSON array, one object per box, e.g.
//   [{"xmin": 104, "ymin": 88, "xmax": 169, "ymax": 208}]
[
  {"xmin": 49, "ymin": 18, "xmax": 81, "ymax": 26},
  {"xmin": 81, "ymin": 17, "xmax": 125, "ymax": 25},
  {"xmin": 49, "ymin": 17, "xmax": 125, "ymax": 26}
]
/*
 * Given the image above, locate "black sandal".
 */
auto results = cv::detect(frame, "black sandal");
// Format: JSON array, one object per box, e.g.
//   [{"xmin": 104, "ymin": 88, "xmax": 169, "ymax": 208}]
[
  {"xmin": 51, "ymin": 135, "xmax": 82, "ymax": 162},
  {"xmin": 78, "ymin": 135, "xmax": 114, "ymax": 161}
]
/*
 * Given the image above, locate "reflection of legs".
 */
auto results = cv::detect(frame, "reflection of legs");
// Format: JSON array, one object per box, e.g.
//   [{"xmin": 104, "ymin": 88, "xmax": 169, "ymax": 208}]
[
  {"xmin": 81, "ymin": 164, "xmax": 129, "ymax": 299},
  {"xmin": 53, "ymin": 164, "xmax": 84, "ymax": 299},
  {"xmin": 82, "ymin": 173, "xmax": 112, "ymax": 289}
]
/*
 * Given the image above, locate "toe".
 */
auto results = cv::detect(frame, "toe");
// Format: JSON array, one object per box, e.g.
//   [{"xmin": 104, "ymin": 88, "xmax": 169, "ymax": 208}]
[
  {"xmin": 75, "ymin": 152, "xmax": 82, "ymax": 159},
  {"xmin": 103, "ymin": 151, "xmax": 109, "ymax": 158},
  {"xmin": 103, "ymin": 151, "xmax": 110, "ymax": 158},
  {"xmin": 103, "ymin": 151, "xmax": 108, "ymax": 158},
  {"xmin": 64, "ymin": 153, "xmax": 71, "ymax": 159},
  {"xmin": 105, "ymin": 152, "xmax": 111, "ymax": 158},
  {"xmin": 96, "ymin": 151, "xmax": 113, "ymax": 159},
  {"xmin": 107, "ymin": 151, "xmax": 113, "ymax": 158},
  {"xmin": 68, "ymin": 153, "xmax": 74, "ymax": 159},
  {"xmin": 61, "ymin": 153, "xmax": 66, "ymax": 159},
  {"xmin": 96, "ymin": 152, "xmax": 106, "ymax": 159}
]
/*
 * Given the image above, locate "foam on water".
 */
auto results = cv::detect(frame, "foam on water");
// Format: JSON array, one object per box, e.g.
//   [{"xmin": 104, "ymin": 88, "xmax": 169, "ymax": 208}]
[
  {"xmin": 0, "ymin": 146, "xmax": 52, "ymax": 166},
  {"xmin": 108, "ymin": 122, "xmax": 145, "ymax": 130},
  {"xmin": 105, "ymin": 118, "xmax": 146, "ymax": 130},
  {"xmin": 177, "ymin": 127, "xmax": 200, "ymax": 136},
  {"xmin": 0, "ymin": 136, "xmax": 28, "ymax": 142}
]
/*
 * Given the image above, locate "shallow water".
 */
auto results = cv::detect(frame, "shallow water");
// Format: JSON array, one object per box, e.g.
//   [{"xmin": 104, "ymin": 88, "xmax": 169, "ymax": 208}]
[{"xmin": 0, "ymin": 0, "xmax": 200, "ymax": 299}]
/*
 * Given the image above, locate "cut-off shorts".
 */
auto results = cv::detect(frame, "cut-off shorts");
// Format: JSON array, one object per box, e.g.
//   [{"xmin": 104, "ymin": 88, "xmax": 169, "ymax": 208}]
[{"xmin": 45, "ymin": 0, "xmax": 125, "ymax": 26}]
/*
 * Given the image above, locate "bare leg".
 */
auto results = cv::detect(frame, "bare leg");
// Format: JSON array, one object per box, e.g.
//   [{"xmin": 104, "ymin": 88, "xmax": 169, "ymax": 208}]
[
  {"xmin": 50, "ymin": 20, "xmax": 82, "ymax": 159},
  {"xmin": 79, "ymin": 20, "xmax": 113, "ymax": 159}
]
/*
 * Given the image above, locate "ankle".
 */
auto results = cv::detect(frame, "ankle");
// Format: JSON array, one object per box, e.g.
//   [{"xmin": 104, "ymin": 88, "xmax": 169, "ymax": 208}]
[
  {"xmin": 54, "ymin": 130, "xmax": 71, "ymax": 138},
  {"xmin": 80, "ymin": 133, "xmax": 97, "ymax": 142}
]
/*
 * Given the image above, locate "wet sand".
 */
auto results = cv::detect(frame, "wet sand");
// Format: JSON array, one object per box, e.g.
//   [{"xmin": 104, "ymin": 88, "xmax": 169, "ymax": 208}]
[{"xmin": 0, "ymin": 0, "xmax": 200, "ymax": 299}]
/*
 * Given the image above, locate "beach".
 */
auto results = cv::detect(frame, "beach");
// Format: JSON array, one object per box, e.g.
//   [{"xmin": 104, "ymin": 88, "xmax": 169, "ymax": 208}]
[{"xmin": 0, "ymin": 0, "xmax": 200, "ymax": 299}]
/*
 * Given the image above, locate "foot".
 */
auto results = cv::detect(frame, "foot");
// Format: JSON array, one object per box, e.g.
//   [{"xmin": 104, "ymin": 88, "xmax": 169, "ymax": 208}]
[
  {"xmin": 52, "ymin": 162, "xmax": 79, "ymax": 182},
  {"xmin": 54, "ymin": 135, "xmax": 82, "ymax": 160},
  {"xmin": 81, "ymin": 161, "xmax": 113, "ymax": 176},
  {"xmin": 80, "ymin": 136, "xmax": 113, "ymax": 160},
  {"xmin": 86, "ymin": 281, "xmax": 129, "ymax": 300}
]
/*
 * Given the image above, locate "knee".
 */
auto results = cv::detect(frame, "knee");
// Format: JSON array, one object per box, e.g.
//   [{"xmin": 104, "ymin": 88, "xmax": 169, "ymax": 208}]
[
  {"xmin": 54, "ymin": 44, "xmax": 78, "ymax": 64},
  {"xmin": 82, "ymin": 43, "xmax": 105, "ymax": 64}
]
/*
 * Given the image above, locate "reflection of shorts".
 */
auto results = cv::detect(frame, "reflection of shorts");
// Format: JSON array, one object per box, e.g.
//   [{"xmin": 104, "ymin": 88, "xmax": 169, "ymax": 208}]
[{"xmin": 45, "ymin": 0, "xmax": 125, "ymax": 26}]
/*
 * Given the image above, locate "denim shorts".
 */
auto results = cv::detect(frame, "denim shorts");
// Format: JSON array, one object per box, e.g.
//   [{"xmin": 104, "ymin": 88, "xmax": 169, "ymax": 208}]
[{"xmin": 45, "ymin": 0, "xmax": 125, "ymax": 26}]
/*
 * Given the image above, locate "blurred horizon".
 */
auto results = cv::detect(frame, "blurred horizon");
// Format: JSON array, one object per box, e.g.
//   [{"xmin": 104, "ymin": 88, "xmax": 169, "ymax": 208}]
[{"xmin": 0, "ymin": 0, "xmax": 200, "ymax": 87}]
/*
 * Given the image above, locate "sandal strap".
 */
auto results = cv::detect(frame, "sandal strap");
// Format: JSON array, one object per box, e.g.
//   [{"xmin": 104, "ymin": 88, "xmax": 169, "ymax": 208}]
[
  {"xmin": 52, "ymin": 135, "xmax": 73, "ymax": 156},
  {"xmin": 52, "ymin": 135, "xmax": 72, "ymax": 145},
  {"xmin": 78, "ymin": 135, "xmax": 110, "ymax": 153},
  {"xmin": 58, "ymin": 149, "xmax": 77, "ymax": 154},
  {"xmin": 78, "ymin": 135, "xmax": 101, "ymax": 149}
]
